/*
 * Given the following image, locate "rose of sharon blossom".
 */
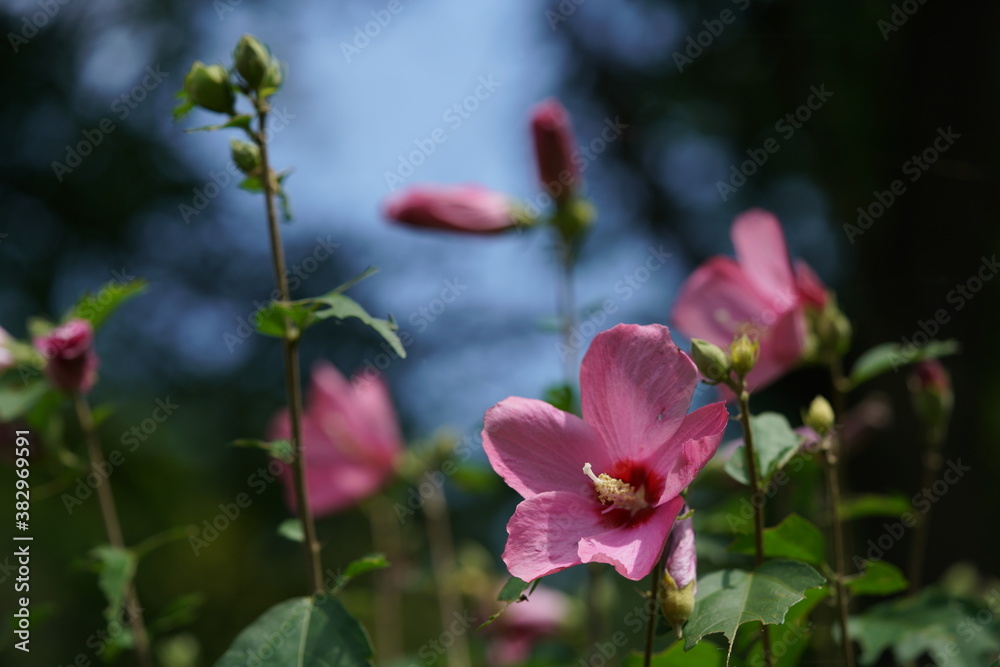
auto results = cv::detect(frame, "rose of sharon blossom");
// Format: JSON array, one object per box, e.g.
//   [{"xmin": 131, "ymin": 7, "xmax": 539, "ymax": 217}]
[
  {"xmin": 32, "ymin": 319, "xmax": 99, "ymax": 394},
  {"xmin": 672, "ymin": 209, "xmax": 828, "ymax": 391},
  {"xmin": 383, "ymin": 185, "xmax": 517, "ymax": 234},
  {"xmin": 483, "ymin": 324, "xmax": 728, "ymax": 581},
  {"xmin": 530, "ymin": 98, "xmax": 579, "ymax": 202},
  {"xmin": 268, "ymin": 362, "xmax": 402, "ymax": 517},
  {"xmin": 486, "ymin": 586, "xmax": 569, "ymax": 666}
]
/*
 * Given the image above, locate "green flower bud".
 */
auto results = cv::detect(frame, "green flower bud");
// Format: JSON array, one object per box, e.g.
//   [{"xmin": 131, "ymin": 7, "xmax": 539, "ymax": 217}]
[
  {"xmin": 230, "ymin": 139, "xmax": 261, "ymax": 175},
  {"xmin": 262, "ymin": 59, "xmax": 283, "ymax": 93},
  {"xmin": 659, "ymin": 573, "xmax": 696, "ymax": 638},
  {"xmin": 690, "ymin": 338, "xmax": 730, "ymax": 382},
  {"xmin": 803, "ymin": 395, "xmax": 835, "ymax": 437},
  {"xmin": 730, "ymin": 334, "xmax": 760, "ymax": 378},
  {"xmin": 234, "ymin": 34, "xmax": 270, "ymax": 90},
  {"xmin": 183, "ymin": 61, "xmax": 235, "ymax": 115}
]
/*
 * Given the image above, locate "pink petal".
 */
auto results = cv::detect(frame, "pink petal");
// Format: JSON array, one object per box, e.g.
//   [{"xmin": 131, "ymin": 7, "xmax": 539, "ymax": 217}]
[
  {"xmin": 579, "ymin": 324, "xmax": 699, "ymax": 462},
  {"xmin": 577, "ymin": 495, "xmax": 684, "ymax": 580},
  {"xmin": 649, "ymin": 403, "xmax": 729, "ymax": 503},
  {"xmin": 483, "ymin": 397, "xmax": 610, "ymax": 499},
  {"xmin": 350, "ymin": 373, "xmax": 404, "ymax": 464},
  {"xmin": 665, "ymin": 514, "xmax": 697, "ymax": 591},
  {"xmin": 743, "ymin": 307, "xmax": 806, "ymax": 391},
  {"xmin": 502, "ymin": 491, "xmax": 605, "ymax": 581},
  {"xmin": 794, "ymin": 259, "xmax": 828, "ymax": 309},
  {"xmin": 730, "ymin": 209, "xmax": 797, "ymax": 301},
  {"xmin": 383, "ymin": 184, "xmax": 515, "ymax": 234}
]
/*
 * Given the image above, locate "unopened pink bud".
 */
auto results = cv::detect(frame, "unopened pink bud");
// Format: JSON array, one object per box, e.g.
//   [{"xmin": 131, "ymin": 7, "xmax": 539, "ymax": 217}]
[
  {"xmin": 384, "ymin": 185, "xmax": 518, "ymax": 234},
  {"xmin": 33, "ymin": 319, "xmax": 98, "ymax": 394},
  {"xmin": 530, "ymin": 99, "xmax": 580, "ymax": 202}
]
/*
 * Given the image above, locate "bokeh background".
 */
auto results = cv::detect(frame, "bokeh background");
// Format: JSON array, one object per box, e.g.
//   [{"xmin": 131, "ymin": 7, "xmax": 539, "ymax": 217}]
[{"xmin": 1, "ymin": 0, "xmax": 998, "ymax": 664}]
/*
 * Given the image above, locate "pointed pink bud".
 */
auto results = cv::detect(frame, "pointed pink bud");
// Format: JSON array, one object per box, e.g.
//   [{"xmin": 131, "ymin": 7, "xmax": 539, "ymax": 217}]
[
  {"xmin": 383, "ymin": 184, "xmax": 519, "ymax": 234},
  {"xmin": 530, "ymin": 99, "xmax": 580, "ymax": 202},
  {"xmin": 665, "ymin": 513, "xmax": 697, "ymax": 592},
  {"xmin": 33, "ymin": 319, "xmax": 98, "ymax": 394}
]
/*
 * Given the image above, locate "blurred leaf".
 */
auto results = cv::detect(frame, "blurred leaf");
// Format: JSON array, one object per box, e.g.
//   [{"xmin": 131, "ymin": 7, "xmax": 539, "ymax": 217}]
[
  {"xmin": 725, "ymin": 413, "xmax": 800, "ymax": 485},
  {"xmin": 278, "ymin": 518, "xmax": 304, "ymax": 543},
  {"xmin": 239, "ymin": 176, "xmax": 264, "ymax": 193},
  {"xmin": 849, "ymin": 589, "xmax": 1000, "ymax": 666},
  {"xmin": 498, "ymin": 576, "xmax": 530, "ymax": 602},
  {"xmin": 450, "ymin": 463, "xmax": 500, "ymax": 493},
  {"xmin": 232, "ymin": 438, "xmax": 293, "ymax": 463},
  {"xmin": 149, "ymin": 593, "xmax": 205, "ymax": 635},
  {"xmin": 846, "ymin": 561, "xmax": 908, "ymax": 597},
  {"xmin": 542, "ymin": 382, "xmax": 578, "ymax": 415},
  {"xmin": 684, "ymin": 560, "xmax": 826, "ymax": 664},
  {"xmin": 213, "ymin": 596, "xmax": 374, "ymax": 667},
  {"xmin": 68, "ymin": 278, "xmax": 148, "ymax": 330},
  {"xmin": 330, "ymin": 554, "xmax": 390, "ymax": 594},
  {"xmin": 0, "ymin": 381, "xmax": 49, "ymax": 422},
  {"xmin": 729, "ymin": 514, "xmax": 827, "ymax": 567},
  {"xmin": 840, "ymin": 493, "xmax": 911, "ymax": 520},
  {"xmin": 623, "ymin": 640, "xmax": 726, "ymax": 666},
  {"xmin": 90, "ymin": 545, "xmax": 138, "ymax": 623},
  {"xmin": 172, "ymin": 90, "xmax": 196, "ymax": 122},
  {"xmin": 849, "ymin": 340, "xmax": 959, "ymax": 387}
]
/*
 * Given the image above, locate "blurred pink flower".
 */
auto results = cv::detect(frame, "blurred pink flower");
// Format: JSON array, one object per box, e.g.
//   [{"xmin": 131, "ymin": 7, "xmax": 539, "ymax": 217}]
[
  {"xmin": 268, "ymin": 361, "xmax": 402, "ymax": 517},
  {"xmin": 32, "ymin": 319, "xmax": 98, "ymax": 394},
  {"xmin": 483, "ymin": 324, "xmax": 728, "ymax": 581},
  {"xmin": 486, "ymin": 586, "xmax": 569, "ymax": 666},
  {"xmin": 530, "ymin": 98, "xmax": 579, "ymax": 202},
  {"xmin": 672, "ymin": 209, "xmax": 828, "ymax": 391},
  {"xmin": 383, "ymin": 184, "xmax": 517, "ymax": 234},
  {"xmin": 0, "ymin": 326, "xmax": 14, "ymax": 372}
]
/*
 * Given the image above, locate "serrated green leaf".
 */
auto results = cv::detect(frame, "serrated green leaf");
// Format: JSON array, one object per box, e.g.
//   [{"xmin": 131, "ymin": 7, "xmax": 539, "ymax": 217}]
[
  {"xmin": 846, "ymin": 560, "xmax": 908, "ymax": 597},
  {"xmin": 213, "ymin": 596, "xmax": 374, "ymax": 667},
  {"xmin": 683, "ymin": 560, "xmax": 826, "ymax": 665},
  {"xmin": 68, "ymin": 278, "xmax": 148, "ymax": 330},
  {"xmin": 498, "ymin": 576, "xmax": 530, "ymax": 602},
  {"xmin": 90, "ymin": 545, "xmax": 138, "ymax": 624},
  {"xmin": 622, "ymin": 640, "xmax": 726, "ymax": 666},
  {"xmin": 840, "ymin": 493, "xmax": 912, "ymax": 520},
  {"xmin": 739, "ymin": 586, "xmax": 830, "ymax": 667},
  {"xmin": 725, "ymin": 413, "xmax": 801, "ymax": 485},
  {"xmin": 728, "ymin": 514, "xmax": 827, "ymax": 567},
  {"xmin": 278, "ymin": 518, "xmax": 304, "ymax": 543},
  {"xmin": 849, "ymin": 339, "xmax": 959, "ymax": 388},
  {"xmin": 308, "ymin": 293, "xmax": 406, "ymax": 358}
]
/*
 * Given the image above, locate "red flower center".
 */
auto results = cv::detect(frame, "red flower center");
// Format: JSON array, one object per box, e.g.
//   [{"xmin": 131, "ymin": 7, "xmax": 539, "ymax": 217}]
[{"xmin": 583, "ymin": 459, "xmax": 664, "ymax": 528}]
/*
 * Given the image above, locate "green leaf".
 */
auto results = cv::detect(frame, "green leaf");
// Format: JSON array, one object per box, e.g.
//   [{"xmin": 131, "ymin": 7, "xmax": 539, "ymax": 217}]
[
  {"xmin": 846, "ymin": 560, "xmax": 908, "ymax": 597},
  {"xmin": 278, "ymin": 518, "xmax": 304, "ymax": 543},
  {"xmin": 239, "ymin": 176, "xmax": 264, "ymax": 193},
  {"xmin": 850, "ymin": 588, "xmax": 1000, "ymax": 666},
  {"xmin": 840, "ymin": 493, "xmax": 912, "ymax": 520},
  {"xmin": 728, "ymin": 514, "xmax": 827, "ymax": 567},
  {"xmin": 683, "ymin": 560, "xmax": 826, "ymax": 664},
  {"xmin": 725, "ymin": 413, "xmax": 801, "ymax": 486},
  {"xmin": 232, "ymin": 438, "xmax": 294, "ymax": 463},
  {"xmin": 213, "ymin": 596, "xmax": 374, "ymax": 667},
  {"xmin": 849, "ymin": 339, "xmax": 959, "ymax": 387},
  {"xmin": 90, "ymin": 545, "xmax": 138, "ymax": 623},
  {"xmin": 330, "ymin": 554, "xmax": 389, "ymax": 594},
  {"xmin": 542, "ymin": 382, "xmax": 578, "ymax": 415},
  {"xmin": 623, "ymin": 640, "xmax": 726, "ymax": 666},
  {"xmin": 68, "ymin": 278, "xmax": 148, "ymax": 330},
  {"xmin": 172, "ymin": 90, "xmax": 195, "ymax": 122},
  {"xmin": 309, "ymin": 293, "xmax": 406, "ymax": 358},
  {"xmin": 331, "ymin": 266, "xmax": 378, "ymax": 296},
  {"xmin": 0, "ymin": 381, "xmax": 49, "ymax": 422},
  {"xmin": 498, "ymin": 576, "xmax": 531, "ymax": 602},
  {"xmin": 739, "ymin": 586, "xmax": 830, "ymax": 667}
]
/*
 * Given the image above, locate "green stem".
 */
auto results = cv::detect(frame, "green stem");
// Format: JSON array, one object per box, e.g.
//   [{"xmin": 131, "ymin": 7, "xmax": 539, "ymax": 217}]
[
  {"xmin": 827, "ymin": 357, "xmax": 856, "ymax": 667},
  {"xmin": 908, "ymin": 432, "xmax": 943, "ymax": 592},
  {"xmin": 74, "ymin": 394, "xmax": 152, "ymax": 667},
  {"xmin": 642, "ymin": 551, "xmax": 666, "ymax": 667},
  {"xmin": 737, "ymin": 386, "xmax": 772, "ymax": 667},
  {"xmin": 557, "ymin": 235, "xmax": 577, "ymax": 384},
  {"xmin": 255, "ymin": 105, "xmax": 323, "ymax": 594}
]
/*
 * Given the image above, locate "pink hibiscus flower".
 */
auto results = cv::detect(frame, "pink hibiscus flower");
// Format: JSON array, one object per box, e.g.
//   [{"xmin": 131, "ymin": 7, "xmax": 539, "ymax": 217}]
[
  {"xmin": 268, "ymin": 361, "xmax": 402, "ymax": 517},
  {"xmin": 483, "ymin": 324, "xmax": 728, "ymax": 581},
  {"xmin": 383, "ymin": 184, "xmax": 517, "ymax": 234},
  {"xmin": 671, "ymin": 209, "xmax": 828, "ymax": 391}
]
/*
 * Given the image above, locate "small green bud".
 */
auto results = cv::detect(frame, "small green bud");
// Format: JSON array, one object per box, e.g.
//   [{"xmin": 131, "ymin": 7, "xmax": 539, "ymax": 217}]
[
  {"xmin": 234, "ymin": 34, "xmax": 270, "ymax": 90},
  {"xmin": 183, "ymin": 61, "xmax": 235, "ymax": 115},
  {"xmin": 551, "ymin": 196, "xmax": 595, "ymax": 244},
  {"xmin": 659, "ymin": 573, "xmax": 696, "ymax": 638},
  {"xmin": 690, "ymin": 339, "xmax": 730, "ymax": 382},
  {"xmin": 230, "ymin": 139, "xmax": 261, "ymax": 175},
  {"xmin": 262, "ymin": 59, "xmax": 283, "ymax": 93},
  {"xmin": 803, "ymin": 395, "xmax": 835, "ymax": 437},
  {"xmin": 730, "ymin": 334, "xmax": 760, "ymax": 378}
]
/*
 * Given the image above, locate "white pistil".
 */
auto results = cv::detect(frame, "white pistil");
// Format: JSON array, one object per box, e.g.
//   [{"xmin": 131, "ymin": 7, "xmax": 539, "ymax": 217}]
[{"xmin": 582, "ymin": 462, "xmax": 649, "ymax": 513}]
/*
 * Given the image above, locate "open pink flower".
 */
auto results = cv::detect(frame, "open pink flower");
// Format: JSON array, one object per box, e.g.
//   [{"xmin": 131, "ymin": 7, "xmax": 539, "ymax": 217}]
[
  {"xmin": 671, "ymin": 209, "xmax": 828, "ymax": 391},
  {"xmin": 531, "ymin": 98, "xmax": 580, "ymax": 202},
  {"xmin": 483, "ymin": 324, "xmax": 728, "ymax": 581},
  {"xmin": 383, "ymin": 184, "xmax": 517, "ymax": 234},
  {"xmin": 268, "ymin": 361, "xmax": 402, "ymax": 517},
  {"xmin": 32, "ymin": 319, "xmax": 98, "ymax": 394}
]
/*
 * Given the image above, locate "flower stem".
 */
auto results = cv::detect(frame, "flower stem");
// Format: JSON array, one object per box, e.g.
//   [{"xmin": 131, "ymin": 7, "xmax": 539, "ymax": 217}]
[
  {"xmin": 422, "ymin": 486, "xmax": 471, "ymax": 667},
  {"xmin": 827, "ymin": 357, "xmax": 856, "ymax": 667},
  {"xmin": 557, "ymin": 235, "xmax": 577, "ymax": 384},
  {"xmin": 908, "ymin": 431, "xmax": 943, "ymax": 592},
  {"xmin": 254, "ymin": 105, "xmax": 323, "ymax": 594},
  {"xmin": 737, "ymin": 387, "xmax": 772, "ymax": 667},
  {"xmin": 367, "ymin": 495, "xmax": 403, "ymax": 660},
  {"xmin": 642, "ymin": 550, "xmax": 666, "ymax": 667},
  {"xmin": 73, "ymin": 394, "xmax": 152, "ymax": 667}
]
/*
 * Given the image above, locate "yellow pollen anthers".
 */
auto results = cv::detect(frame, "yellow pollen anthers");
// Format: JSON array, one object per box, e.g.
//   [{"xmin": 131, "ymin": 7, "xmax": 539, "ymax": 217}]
[{"xmin": 583, "ymin": 463, "xmax": 649, "ymax": 512}]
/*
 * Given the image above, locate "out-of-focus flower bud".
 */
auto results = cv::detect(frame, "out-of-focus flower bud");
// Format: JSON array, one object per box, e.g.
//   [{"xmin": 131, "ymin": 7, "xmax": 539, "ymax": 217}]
[
  {"xmin": 803, "ymin": 395, "xmax": 835, "ymax": 437},
  {"xmin": 383, "ymin": 185, "xmax": 520, "ymax": 234},
  {"xmin": 32, "ymin": 319, "xmax": 98, "ymax": 394},
  {"xmin": 660, "ymin": 514, "xmax": 697, "ymax": 638},
  {"xmin": 690, "ymin": 338, "xmax": 730, "ymax": 383},
  {"xmin": 230, "ymin": 139, "xmax": 261, "ymax": 175},
  {"xmin": 262, "ymin": 59, "xmax": 283, "ymax": 92},
  {"xmin": 730, "ymin": 334, "xmax": 760, "ymax": 379},
  {"xmin": 909, "ymin": 360, "xmax": 952, "ymax": 439},
  {"xmin": 183, "ymin": 61, "xmax": 235, "ymax": 115},
  {"xmin": 234, "ymin": 34, "xmax": 270, "ymax": 90},
  {"xmin": 530, "ymin": 99, "xmax": 580, "ymax": 203}
]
